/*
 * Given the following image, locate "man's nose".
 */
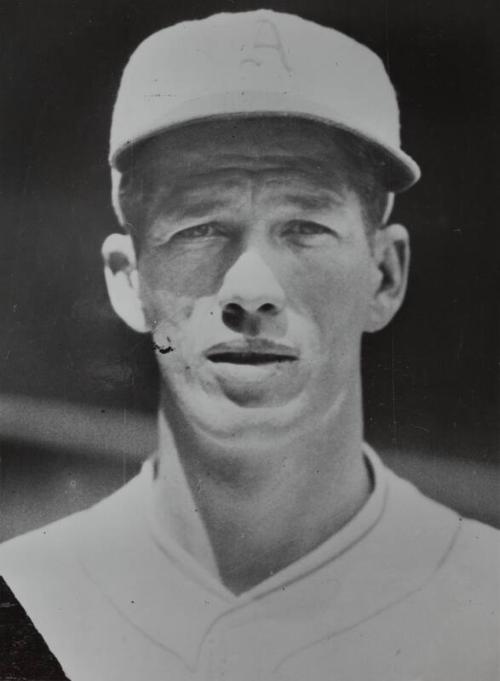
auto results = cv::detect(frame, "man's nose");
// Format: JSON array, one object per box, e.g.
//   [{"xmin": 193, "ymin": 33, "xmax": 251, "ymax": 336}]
[{"xmin": 217, "ymin": 249, "xmax": 285, "ymax": 315}]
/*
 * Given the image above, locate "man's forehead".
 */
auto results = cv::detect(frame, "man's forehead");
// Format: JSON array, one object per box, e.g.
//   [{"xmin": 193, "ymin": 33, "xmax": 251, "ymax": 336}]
[
  {"xmin": 133, "ymin": 117, "xmax": 357, "ymax": 178},
  {"xmin": 154, "ymin": 168, "xmax": 348, "ymax": 221}
]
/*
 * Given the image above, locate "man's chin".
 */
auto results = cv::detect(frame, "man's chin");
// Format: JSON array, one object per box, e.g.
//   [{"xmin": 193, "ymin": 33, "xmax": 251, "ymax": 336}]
[
  {"xmin": 196, "ymin": 406, "xmax": 301, "ymax": 443},
  {"xmin": 160, "ymin": 358, "xmax": 314, "ymax": 440},
  {"xmin": 177, "ymin": 385, "xmax": 308, "ymax": 441}
]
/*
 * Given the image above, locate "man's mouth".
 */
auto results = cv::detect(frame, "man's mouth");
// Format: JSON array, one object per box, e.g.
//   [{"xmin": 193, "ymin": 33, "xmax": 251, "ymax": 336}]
[{"xmin": 205, "ymin": 341, "xmax": 299, "ymax": 366}]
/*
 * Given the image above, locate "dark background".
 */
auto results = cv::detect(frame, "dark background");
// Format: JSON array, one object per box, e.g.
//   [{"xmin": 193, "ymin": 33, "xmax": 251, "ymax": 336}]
[{"xmin": 0, "ymin": 0, "xmax": 498, "ymax": 538}]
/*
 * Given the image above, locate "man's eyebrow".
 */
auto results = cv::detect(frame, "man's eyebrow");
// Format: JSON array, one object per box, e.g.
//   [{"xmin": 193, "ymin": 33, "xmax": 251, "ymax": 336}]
[
  {"xmin": 154, "ymin": 195, "xmax": 230, "ymax": 221},
  {"xmin": 280, "ymin": 191, "xmax": 345, "ymax": 211}
]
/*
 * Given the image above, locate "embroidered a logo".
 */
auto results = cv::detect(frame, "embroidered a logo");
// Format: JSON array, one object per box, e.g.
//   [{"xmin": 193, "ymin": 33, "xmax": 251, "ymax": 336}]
[{"xmin": 240, "ymin": 18, "xmax": 292, "ymax": 76}]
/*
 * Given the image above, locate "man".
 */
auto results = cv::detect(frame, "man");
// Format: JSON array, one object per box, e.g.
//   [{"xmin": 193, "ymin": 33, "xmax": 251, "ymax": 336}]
[{"xmin": 1, "ymin": 9, "xmax": 498, "ymax": 681}]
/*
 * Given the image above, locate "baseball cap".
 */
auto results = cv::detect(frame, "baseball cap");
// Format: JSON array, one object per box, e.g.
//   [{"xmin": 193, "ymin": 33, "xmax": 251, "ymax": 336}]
[{"xmin": 110, "ymin": 9, "xmax": 420, "ymax": 219}]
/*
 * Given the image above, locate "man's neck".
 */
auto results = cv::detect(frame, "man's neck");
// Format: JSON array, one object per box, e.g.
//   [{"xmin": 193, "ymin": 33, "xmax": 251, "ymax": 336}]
[{"xmin": 151, "ymin": 389, "xmax": 371, "ymax": 594}]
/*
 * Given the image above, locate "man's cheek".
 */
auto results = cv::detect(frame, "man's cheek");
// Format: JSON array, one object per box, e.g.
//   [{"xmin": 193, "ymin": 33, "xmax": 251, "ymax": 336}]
[
  {"xmin": 143, "ymin": 289, "xmax": 196, "ymax": 345},
  {"xmin": 287, "ymin": 271, "xmax": 337, "ymax": 326},
  {"xmin": 139, "ymin": 247, "xmax": 229, "ymax": 299},
  {"xmin": 289, "ymin": 271, "xmax": 368, "ymax": 345}
]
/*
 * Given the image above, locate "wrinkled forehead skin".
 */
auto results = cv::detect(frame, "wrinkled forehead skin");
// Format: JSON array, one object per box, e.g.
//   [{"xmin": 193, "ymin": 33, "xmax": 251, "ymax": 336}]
[
  {"xmin": 118, "ymin": 116, "xmax": 385, "ymax": 233},
  {"xmin": 121, "ymin": 117, "xmax": 380, "ymax": 191}
]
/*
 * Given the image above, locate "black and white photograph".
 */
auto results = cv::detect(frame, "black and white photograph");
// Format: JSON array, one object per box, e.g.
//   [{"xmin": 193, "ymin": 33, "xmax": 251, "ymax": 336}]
[{"xmin": 0, "ymin": 1, "xmax": 498, "ymax": 679}]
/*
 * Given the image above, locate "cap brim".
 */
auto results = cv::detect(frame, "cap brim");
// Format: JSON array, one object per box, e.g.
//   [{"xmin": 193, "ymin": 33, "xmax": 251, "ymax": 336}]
[{"xmin": 111, "ymin": 91, "xmax": 421, "ymax": 192}]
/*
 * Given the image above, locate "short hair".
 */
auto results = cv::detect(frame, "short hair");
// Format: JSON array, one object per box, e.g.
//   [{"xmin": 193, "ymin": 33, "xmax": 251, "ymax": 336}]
[{"xmin": 117, "ymin": 118, "xmax": 391, "ymax": 244}]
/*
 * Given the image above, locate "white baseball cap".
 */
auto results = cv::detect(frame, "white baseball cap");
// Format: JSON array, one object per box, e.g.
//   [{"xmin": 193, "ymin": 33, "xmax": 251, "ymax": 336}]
[{"xmin": 110, "ymin": 9, "xmax": 420, "ymax": 219}]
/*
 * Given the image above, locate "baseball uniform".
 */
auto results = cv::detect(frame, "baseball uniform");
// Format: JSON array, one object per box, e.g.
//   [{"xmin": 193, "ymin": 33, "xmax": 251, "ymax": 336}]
[{"xmin": 1, "ymin": 445, "xmax": 498, "ymax": 680}]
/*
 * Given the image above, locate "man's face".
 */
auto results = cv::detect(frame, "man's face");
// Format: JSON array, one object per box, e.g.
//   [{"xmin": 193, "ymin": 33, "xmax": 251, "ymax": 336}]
[{"xmin": 131, "ymin": 120, "xmax": 381, "ymax": 439}]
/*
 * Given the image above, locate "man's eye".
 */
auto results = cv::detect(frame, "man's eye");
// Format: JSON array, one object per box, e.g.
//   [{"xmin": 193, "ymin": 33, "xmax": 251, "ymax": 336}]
[
  {"xmin": 284, "ymin": 221, "xmax": 335, "ymax": 240},
  {"xmin": 173, "ymin": 222, "xmax": 224, "ymax": 241}
]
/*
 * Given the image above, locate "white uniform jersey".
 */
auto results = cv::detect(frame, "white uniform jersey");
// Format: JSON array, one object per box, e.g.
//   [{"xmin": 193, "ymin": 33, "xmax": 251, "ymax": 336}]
[{"xmin": 1, "ymin": 446, "xmax": 498, "ymax": 681}]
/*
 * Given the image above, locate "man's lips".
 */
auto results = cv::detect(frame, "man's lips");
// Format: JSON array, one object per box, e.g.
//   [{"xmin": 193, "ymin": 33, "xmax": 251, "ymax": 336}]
[{"xmin": 204, "ymin": 340, "xmax": 299, "ymax": 365}]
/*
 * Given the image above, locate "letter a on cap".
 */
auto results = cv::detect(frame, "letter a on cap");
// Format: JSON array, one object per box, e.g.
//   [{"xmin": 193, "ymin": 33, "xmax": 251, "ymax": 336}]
[{"xmin": 240, "ymin": 18, "xmax": 292, "ymax": 73}]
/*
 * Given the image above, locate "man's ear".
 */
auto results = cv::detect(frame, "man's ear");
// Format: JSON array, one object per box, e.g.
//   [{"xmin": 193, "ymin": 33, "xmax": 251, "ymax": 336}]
[
  {"xmin": 364, "ymin": 223, "xmax": 410, "ymax": 333},
  {"xmin": 101, "ymin": 233, "xmax": 149, "ymax": 333}
]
